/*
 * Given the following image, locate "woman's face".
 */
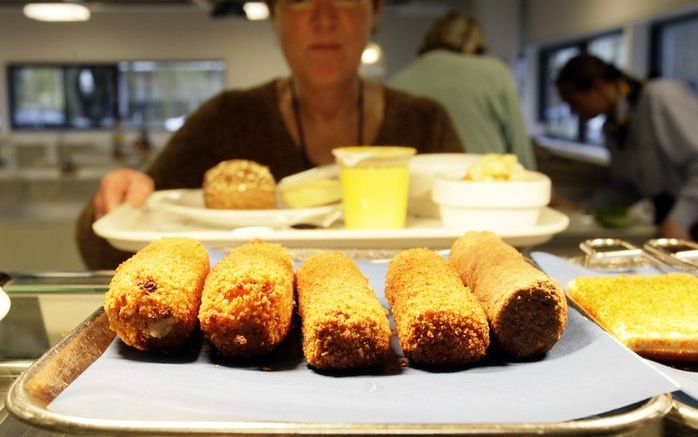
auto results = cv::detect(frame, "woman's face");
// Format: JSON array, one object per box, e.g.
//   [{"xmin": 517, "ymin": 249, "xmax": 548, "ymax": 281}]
[
  {"xmin": 271, "ymin": 0, "xmax": 381, "ymax": 87},
  {"xmin": 557, "ymin": 80, "xmax": 615, "ymax": 120}
]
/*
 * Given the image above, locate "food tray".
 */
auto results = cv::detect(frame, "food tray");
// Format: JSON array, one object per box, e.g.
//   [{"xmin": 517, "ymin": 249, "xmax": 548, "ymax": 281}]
[
  {"xmin": 94, "ymin": 204, "xmax": 569, "ymax": 252},
  {"xmin": 6, "ymin": 249, "xmax": 680, "ymax": 436},
  {"xmin": 531, "ymin": 249, "xmax": 698, "ymax": 430},
  {"xmin": 5, "ymin": 308, "xmax": 675, "ymax": 435}
]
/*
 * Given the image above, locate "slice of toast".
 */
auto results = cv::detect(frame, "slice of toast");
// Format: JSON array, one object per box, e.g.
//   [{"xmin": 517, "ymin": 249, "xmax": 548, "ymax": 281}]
[{"xmin": 567, "ymin": 273, "xmax": 698, "ymax": 362}]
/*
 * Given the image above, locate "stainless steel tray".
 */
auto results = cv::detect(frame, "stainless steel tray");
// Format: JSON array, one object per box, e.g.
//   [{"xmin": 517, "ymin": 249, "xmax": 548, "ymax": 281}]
[
  {"xmin": 669, "ymin": 397, "xmax": 698, "ymax": 429},
  {"xmin": 6, "ymin": 307, "xmax": 673, "ymax": 436},
  {"xmin": 559, "ymin": 240, "xmax": 698, "ymax": 430}
]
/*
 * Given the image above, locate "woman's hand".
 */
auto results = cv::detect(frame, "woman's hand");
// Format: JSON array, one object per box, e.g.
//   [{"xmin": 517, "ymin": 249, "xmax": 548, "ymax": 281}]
[
  {"xmin": 658, "ymin": 218, "xmax": 691, "ymax": 241},
  {"xmin": 94, "ymin": 168, "xmax": 155, "ymax": 219}
]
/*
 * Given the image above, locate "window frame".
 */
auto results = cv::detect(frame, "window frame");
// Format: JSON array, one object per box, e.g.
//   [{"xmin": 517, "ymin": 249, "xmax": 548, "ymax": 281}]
[
  {"xmin": 7, "ymin": 62, "xmax": 120, "ymax": 131},
  {"xmin": 7, "ymin": 59, "xmax": 227, "ymax": 132},
  {"xmin": 538, "ymin": 29, "xmax": 623, "ymax": 144},
  {"xmin": 649, "ymin": 11, "xmax": 698, "ymax": 82},
  {"xmin": 116, "ymin": 59, "xmax": 227, "ymax": 132}
]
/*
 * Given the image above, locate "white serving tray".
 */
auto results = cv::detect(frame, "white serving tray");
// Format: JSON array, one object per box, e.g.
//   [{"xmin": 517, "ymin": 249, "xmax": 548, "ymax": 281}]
[
  {"xmin": 94, "ymin": 204, "xmax": 569, "ymax": 253},
  {"xmin": 149, "ymin": 189, "xmax": 342, "ymax": 228}
]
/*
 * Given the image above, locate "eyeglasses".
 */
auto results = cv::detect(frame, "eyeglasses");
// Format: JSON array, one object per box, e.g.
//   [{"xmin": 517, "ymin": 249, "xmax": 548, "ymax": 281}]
[{"xmin": 278, "ymin": 0, "xmax": 366, "ymax": 11}]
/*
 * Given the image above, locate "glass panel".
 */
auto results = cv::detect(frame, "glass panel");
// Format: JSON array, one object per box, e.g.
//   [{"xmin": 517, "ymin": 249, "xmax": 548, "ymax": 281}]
[
  {"xmin": 584, "ymin": 114, "xmax": 607, "ymax": 145},
  {"xmin": 586, "ymin": 33, "xmax": 625, "ymax": 145},
  {"xmin": 10, "ymin": 66, "xmax": 65, "ymax": 128},
  {"xmin": 9, "ymin": 65, "xmax": 118, "ymax": 130},
  {"xmin": 64, "ymin": 65, "xmax": 118, "ymax": 129},
  {"xmin": 588, "ymin": 34, "xmax": 626, "ymax": 65},
  {"xmin": 544, "ymin": 46, "xmax": 580, "ymax": 140},
  {"xmin": 118, "ymin": 60, "xmax": 226, "ymax": 131},
  {"xmin": 659, "ymin": 16, "xmax": 698, "ymax": 90}
]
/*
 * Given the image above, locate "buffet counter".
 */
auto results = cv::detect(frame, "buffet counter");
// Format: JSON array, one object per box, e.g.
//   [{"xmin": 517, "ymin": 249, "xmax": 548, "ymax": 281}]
[{"xmin": 0, "ymin": 242, "xmax": 694, "ymax": 436}]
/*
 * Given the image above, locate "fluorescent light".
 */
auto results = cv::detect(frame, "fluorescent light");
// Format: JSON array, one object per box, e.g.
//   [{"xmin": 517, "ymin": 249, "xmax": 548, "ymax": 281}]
[
  {"xmin": 23, "ymin": 3, "xmax": 91, "ymax": 22},
  {"xmin": 362, "ymin": 42, "xmax": 382, "ymax": 65},
  {"xmin": 243, "ymin": 2, "xmax": 269, "ymax": 20}
]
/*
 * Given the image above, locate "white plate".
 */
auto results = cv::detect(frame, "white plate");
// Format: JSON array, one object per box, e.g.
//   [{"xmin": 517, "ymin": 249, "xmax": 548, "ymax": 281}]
[
  {"xmin": 147, "ymin": 189, "xmax": 342, "ymax": 229},
  {"xmin": 94, "ymin": 204, "xmax": 569, "ymax": 253}
]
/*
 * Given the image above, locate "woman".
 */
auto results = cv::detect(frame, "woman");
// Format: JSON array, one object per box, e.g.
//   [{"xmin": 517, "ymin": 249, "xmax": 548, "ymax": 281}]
[
  {"xmin": 389, "ymin": 11, "xmax": 536, "ymax": 170},
  {"xmin": 556, "ymin": 53, "xmax": 698, "ymax": 241},
  {"xmin": 76, "ymin": 0, "xmax": 463, "ymax": 270}
]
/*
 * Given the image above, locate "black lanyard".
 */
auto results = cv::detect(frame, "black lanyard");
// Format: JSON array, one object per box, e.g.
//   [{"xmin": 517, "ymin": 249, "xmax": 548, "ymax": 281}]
[{"xmin": 290, "ymin": 78, "xmax": 364, "ymax": 168}]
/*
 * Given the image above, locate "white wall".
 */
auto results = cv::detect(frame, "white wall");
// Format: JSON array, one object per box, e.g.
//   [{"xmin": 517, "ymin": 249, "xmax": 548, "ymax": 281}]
[
  {"xmin": 0, "ymin": 8, "xmax": 285, "ymax": 141},
  {"xmin": 0, "ymin": 3, "xmax": 475, "ymax": 143},
  {"xmin": 526, "ymin": 0, "xmax": 698, "ymax": 44},
  {"xmin": 475, "ymin": 0, "xmax": 522, "ymax": 67}
]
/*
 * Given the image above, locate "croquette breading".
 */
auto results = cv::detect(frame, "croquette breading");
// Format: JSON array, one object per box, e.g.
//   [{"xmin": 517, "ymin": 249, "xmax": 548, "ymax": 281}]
[
  {"xmin": 296, "ymin": 252, "xmax": 392, "ymax": 370},
  {"xmin": 104, "ymin": 238, "xmax": 210, "ymax": 352},
  {"xmin": 449, "ymin": 231, "xmax": 567, "ymax": 359},
  {"xmin": 198, "ymin": 240, "xmax": 294, "ymax": 358},
  {"xmin": 385, "ymin": 248, "xmax": 490, "ymax": 365}
]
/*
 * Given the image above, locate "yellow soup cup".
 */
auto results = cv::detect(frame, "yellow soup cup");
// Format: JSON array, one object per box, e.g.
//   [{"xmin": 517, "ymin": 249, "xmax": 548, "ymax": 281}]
[{"xmin": 332, "ymin": 146, "xmax": 416, "ymax": 229}]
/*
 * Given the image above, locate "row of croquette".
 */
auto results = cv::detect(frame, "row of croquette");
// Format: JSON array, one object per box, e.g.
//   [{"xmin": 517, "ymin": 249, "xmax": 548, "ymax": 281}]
[{"xmin": 103, "ymin": 232, "xmax": 568, "ymax": 370}]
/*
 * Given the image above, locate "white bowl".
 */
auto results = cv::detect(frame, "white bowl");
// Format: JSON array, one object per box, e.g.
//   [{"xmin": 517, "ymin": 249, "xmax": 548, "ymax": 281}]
[
  {"xmin": 432, "ymin": 171, "xmax": 551, "ymax": 229},
  {"xmin": 408, "ymin": 153, "xmax": 481, "ymax": 218}
]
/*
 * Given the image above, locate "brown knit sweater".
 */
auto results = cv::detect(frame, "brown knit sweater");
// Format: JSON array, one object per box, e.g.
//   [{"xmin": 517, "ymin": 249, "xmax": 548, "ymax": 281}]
[{"xmin": 76, "ymin": 80, "xmax": 463, "ymax": 270}]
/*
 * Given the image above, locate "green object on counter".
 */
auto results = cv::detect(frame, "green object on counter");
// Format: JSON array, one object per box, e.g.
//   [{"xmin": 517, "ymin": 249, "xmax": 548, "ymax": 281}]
[{"xmin": 594, "ymin": 207, "xmax": 633, "ymax": 228}]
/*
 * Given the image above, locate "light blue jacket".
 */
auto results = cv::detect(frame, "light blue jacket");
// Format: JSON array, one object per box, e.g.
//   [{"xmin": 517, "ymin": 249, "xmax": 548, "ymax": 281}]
[{"xmin": 389, "ymin": 50, "xmax": 536, "ymax": 170}]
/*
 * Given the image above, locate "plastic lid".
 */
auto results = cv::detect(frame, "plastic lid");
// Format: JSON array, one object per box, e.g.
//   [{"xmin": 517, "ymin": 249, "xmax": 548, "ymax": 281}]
[{"xmin": 332, "ymin": 146, "xmax": 416, "ymax": 167}]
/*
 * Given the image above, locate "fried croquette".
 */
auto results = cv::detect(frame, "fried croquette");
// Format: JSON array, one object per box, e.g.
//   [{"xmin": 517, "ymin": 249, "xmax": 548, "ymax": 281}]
[
  {"xmin": 449, "ymin": 231, "xmax": 567, "ymax": 359},
  {"xmin": 198, "ymin": 241, "xmax": 294, "ymax": 358},
  {"xmin": 385, "ymin": 248, "xmax": 490, "ymax": 365},
  {"xmin": 104, "ymin": 238, "xmax": 210, "ymax": 352},
  {"xmin": 296, "ymin": 252, "xmax": 392, "ymax": 370}
]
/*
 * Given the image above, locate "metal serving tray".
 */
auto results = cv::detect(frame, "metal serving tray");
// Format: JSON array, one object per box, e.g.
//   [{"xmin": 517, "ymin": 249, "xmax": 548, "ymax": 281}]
[
  {"xmin": 669, "ymin": 395, "xmax": 698, "ymax": 429},
  {"xmin": 6, "ymin": 307, "xmax": 673, "ymax": 436},
  {"xmin": 579, "ymin": 237, "xmax": 698, "ymax": 275},
  {"xmin": 568, "ymin": 240, "xmax": 698, "ymax": 430}
]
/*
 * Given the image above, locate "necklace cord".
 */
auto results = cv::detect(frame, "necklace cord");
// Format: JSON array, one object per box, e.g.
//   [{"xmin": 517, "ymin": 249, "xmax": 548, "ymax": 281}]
[{"xmin": 290, "ymin": 79, "xmax": 364, "ymax": 168}]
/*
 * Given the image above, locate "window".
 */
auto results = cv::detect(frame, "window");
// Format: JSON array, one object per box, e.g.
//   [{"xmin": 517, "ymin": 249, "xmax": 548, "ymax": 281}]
[
  {"xmin": 118, "ymin": 60, "xmax": 226, "ymax": 132},
  {"xmin": 539, "ymin": 31, "xmax": 626, "ymax": 144},
  {"xmin": 7, "ymin": 60, "xmax": 226, "ymax": 132},
  {"xmin": 650, "ymin": 13, "xmax": 698, "ymax": 91},
  {"xmin": 9, "ymin": 64, "xmax": 118, "ymax": 130}
]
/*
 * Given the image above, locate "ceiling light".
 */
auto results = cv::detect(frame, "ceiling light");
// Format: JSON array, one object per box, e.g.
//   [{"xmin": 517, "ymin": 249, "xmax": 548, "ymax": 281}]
[
  {"xmin": 23, "ymin": 3, "xmax": 91, "ymax": 22},
  {"xmin": 362, "ymin": 42, "xmax": 382, "ymax": 65},
  {"xmin": 243, "ymin": 2, "xmax": 269, "ymax": 20}
]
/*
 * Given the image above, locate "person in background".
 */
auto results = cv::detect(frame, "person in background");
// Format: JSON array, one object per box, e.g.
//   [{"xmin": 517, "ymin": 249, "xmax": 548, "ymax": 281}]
[
  {"xmin": 75, "ymin": 0, "xmax": 462, "ymax": 270},
  {"xmin": 389, "ymin": 11, "xmax": 536, "ymax": 170},
  {"xmin": 556, "ymin": 53, "xmax": 698, "ymax": 241}
]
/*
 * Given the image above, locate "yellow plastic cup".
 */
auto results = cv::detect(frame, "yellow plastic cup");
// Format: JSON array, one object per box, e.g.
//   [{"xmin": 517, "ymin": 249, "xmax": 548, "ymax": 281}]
[{"xmin": 332, "ymin": 146, "xmax": 416, "ymax": 229}]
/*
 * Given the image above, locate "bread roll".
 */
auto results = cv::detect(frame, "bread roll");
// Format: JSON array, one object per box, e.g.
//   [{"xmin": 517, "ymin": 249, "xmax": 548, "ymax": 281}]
[
  {"xmin": 203, "ymin": 159, "xmax": 276, "ymax": 209},
  {"xmin": 449, "ymin": 231, "xmax": 567, "ymax": 359}
]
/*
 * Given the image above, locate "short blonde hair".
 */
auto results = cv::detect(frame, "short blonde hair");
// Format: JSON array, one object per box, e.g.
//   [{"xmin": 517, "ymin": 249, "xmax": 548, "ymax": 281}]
[{"xmin": 418, "ymin": 11, "xmax": 487, "ymax": 56}]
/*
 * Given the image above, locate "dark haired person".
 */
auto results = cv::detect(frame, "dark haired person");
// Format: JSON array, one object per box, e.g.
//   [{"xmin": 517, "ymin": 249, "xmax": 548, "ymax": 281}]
[
  {"xmin": 75, "ymin": 0, "xmax": 463, "ymax": 270},
  {"xmin": 556, "ymin": 53, "xmax": 698, "ymax": 240},
  {"xmin": 389, "ymin": 11, "xmax": 535, "ymax": 169}
]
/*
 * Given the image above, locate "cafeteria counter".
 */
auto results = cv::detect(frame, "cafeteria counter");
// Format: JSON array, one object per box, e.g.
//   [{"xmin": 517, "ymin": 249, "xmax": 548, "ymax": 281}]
[{"xmin": 0, "ymin": 256, "xmax": 691, "ymax": 436}]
